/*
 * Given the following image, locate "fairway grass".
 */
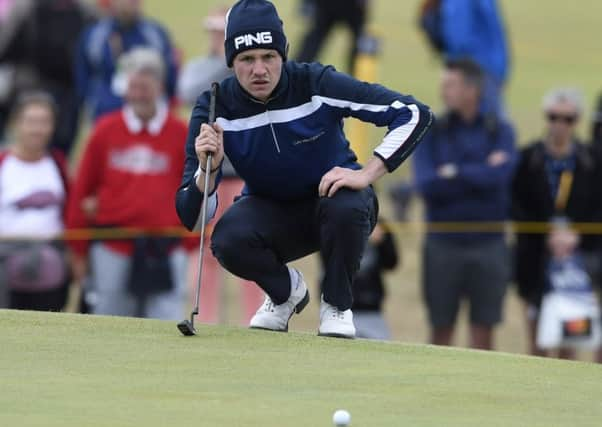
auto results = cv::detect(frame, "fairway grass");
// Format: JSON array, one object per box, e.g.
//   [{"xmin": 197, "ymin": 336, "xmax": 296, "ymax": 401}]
[{"xmin": 1, "ymin": 310, "xmax": 601, "ymax": 427}]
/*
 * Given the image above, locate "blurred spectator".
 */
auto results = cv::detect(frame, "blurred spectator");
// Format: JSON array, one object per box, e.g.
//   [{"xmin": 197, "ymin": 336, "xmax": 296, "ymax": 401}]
[
  {"xmin": 512, "ymin": 88, "xmax": 602, "ymax": 359},
  {"xmin": 591, "ymin": 92, "xmax": 602, "ymax": 146},
  {"xmin": 0, "ymin": 0, "xmax": 96, "ymax": 154},
  {"xmin": 388, "ymin": 181, "xmax": 414, "ymax": 222},
  {"xmin": 177, "ymin": 7, "xmax": 231, "ymax": 106},
  {"xmin": 535, "ymin": 222, "xmax": 601, "ymax": 358},
  {"xmin": 0, "ymin": 92, "xmax": 71, "ymax": 311},
  {"xmin": 296, "ymin": 0, "xmax": 370, "ymax": 74},
  {"xmin": 418, "ymin": 0, "xmax": 510, "ymax": 116},
  {"xmin": 67, "ymin": 49, "xmax": 195, "ymax": 320},
  {"xmin": 75, "ymin": 0, "xmax": 178, "ymax": 120},
  {"xmin": 96, "ymin": 0, "xmax": 112, "ymax": 15},
  {"xmin": 298, "ymin": 0, "xmax": 315, "ymax": 18},
  {"xmin": 413, "ymin": 59, "xmax": 517, "ymax": 350},
  {"xmin": 177, "ymin": 7, "xmax": 262, "ymax": 324},
  {"xmin": 352, "ymin": 219, "xmax": 399, "ymax": 340}
]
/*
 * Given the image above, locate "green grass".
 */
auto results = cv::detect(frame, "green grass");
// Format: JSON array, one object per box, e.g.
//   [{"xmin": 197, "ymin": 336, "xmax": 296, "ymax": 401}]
[{"xmin": 1, "ymin": 310, "xmax": 601, "ymax": 427}]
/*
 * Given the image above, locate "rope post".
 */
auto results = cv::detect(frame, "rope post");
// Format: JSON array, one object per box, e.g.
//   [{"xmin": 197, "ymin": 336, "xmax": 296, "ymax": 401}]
[{"xmin": 348, "ymin": 32, "xmax": 381, "ymax": 164}]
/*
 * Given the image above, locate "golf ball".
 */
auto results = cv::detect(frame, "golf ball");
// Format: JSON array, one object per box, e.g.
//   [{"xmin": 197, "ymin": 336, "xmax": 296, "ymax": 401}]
[{"xmin": 333, "ymin": 409, "xmax": 351, "ymax": 426}]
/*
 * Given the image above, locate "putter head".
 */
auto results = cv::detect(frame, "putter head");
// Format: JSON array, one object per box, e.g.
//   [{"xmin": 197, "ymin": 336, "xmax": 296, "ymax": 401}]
[{"xmin": 177, "ymin": 319, "xmax": 196, "ymax": 336}]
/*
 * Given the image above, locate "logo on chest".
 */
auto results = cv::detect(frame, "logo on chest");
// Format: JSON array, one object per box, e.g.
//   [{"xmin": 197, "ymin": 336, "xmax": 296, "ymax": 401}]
[
  {"xmin": 293, "ymin": 130, "xmax": 325, "ymax": 146},
  {"xmin": 110, "ymin": 145, "xmax": 169, "ymax": 175}
]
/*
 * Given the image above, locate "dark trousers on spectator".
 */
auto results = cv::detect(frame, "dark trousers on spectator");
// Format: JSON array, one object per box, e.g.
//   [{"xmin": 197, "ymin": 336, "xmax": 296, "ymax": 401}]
[
  {"xmin": 296, "ymin": 0, "xmax": 367, "ymax": 74},
  {"xmin": 211, "ymin": 187, "xmax": 378, "ymax": 311},
  {"xmin": 9, "ymin": 283, "xmax": 68, "ymax": 312}
]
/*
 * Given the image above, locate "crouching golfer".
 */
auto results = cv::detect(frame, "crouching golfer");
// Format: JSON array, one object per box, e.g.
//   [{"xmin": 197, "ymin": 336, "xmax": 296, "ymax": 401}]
[{"xmin": 176, "ymin": 0, "xmax": 433, "ymax": 338}]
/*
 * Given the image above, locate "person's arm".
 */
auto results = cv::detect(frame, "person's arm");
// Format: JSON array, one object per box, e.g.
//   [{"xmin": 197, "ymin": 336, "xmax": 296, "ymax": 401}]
[
  {"xmin": 65, "ymin": 122, "xmax": 107, "ymax": 280},
  {"xmin": 455, "ymin": 122, "xmax": 517, "ymax": 190},
  {"xmin": 74, "ymin": 26, "xmax": 93, "ymax": 108},
  {"xmin": 157, "ymin": 23, "xmax": 179, "ymax": 100},
  {"xmin": 412, "ymin": 131, "xmax": 468, "ymax": 201},
  {"xmin": 177, "ymin": 59, "xmax": 214, "ymax": 106},
  {"xmin": 315, "ymin": 65, "xmax": 434, "ymax": 195},
  {"xmin": 510, "ymin": 149, "xmax": 530, "ymax": 221},
  {"xmin": 317, "ymin": 66, "xmax": 433, "ymax": 172},
  {"xmin": 578, "ymin": 146, "xmax": 602, "ymax": 253},
  {"xmin": 440, "ymin": 0, "xmax": 474, "ymax": 57},
  {"xmin": 175, "ymin": 92, "xmax": 221, "ymax": 231}
]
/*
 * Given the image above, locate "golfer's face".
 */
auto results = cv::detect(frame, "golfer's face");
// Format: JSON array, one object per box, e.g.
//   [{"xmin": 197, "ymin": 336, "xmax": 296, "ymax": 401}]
[{"xmin": 233, "ymin": 49, "xmax": 282, "ymax": 102}]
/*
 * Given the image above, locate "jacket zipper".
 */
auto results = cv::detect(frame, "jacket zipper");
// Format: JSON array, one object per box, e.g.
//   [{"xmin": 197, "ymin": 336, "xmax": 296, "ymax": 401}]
[
  {"xmin": 266, "ymin": 110, "xmax": 281, "ymax": 154},
  {"xmin": 250, "ymin": 95, "xmax": 281, "ymax": 154}
]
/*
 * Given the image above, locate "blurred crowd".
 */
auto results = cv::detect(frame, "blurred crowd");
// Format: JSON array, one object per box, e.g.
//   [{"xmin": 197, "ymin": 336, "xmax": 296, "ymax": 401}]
[{"xmin": 1, "ymin": 0, "xmax": 602, "ymax": 361}]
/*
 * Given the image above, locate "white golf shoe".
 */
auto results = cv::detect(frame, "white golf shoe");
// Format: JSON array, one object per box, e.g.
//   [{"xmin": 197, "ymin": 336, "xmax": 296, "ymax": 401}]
[
  {"xmin": 249, "ymin": 268, "xmax": 310, "ymax": 332},
  {"xmin": 318, "ymin": 297, "xmax": 356, "ymax": 339}
]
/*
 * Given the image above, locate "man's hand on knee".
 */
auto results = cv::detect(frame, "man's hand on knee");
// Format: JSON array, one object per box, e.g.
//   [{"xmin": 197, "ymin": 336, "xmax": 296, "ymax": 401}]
[
  {"xmin": 319, "ymin": 167, "xmax": 370, "ymax": 197},
  {"xmin": 318, "ymin": 157, "xmax": 387, "ymax": 197}
]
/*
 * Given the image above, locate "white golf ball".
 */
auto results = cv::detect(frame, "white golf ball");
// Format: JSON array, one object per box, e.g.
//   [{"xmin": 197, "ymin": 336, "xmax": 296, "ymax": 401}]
[{"xmin": 333, "ymin": 409, "xmax": 351, "ymax": 426}]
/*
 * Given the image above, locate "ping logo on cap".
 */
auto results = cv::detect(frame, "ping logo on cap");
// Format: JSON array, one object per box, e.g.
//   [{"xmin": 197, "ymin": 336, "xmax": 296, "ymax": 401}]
[{"xmin": 234, "ymin": 32, "xmax": 273, "ymax": 50}]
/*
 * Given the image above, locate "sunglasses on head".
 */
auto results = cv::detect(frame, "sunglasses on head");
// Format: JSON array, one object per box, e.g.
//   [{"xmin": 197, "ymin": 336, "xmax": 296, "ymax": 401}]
[{"xmin": 547, "ymin": 112, "xmax": 578, "ymax": 125}]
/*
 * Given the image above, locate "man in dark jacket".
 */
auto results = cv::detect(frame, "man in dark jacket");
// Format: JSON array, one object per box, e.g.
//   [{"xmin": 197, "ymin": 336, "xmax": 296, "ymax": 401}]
[
  {"xmin": 413, "ymin": 59, "xmax": 516, "ymax": 350},
  {"xmin": 512, "ymin": 87, "xmax": 602, "ymax": 358},
  {"xmin": 176, "ymin": 0, "xmax": 433, "ymax": 339}
]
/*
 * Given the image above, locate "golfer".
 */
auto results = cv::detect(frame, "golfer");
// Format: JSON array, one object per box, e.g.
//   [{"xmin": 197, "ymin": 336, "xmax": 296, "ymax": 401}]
[{"xmin": 176, "ymin": 0, "xmax": 433, "ymax": 338}]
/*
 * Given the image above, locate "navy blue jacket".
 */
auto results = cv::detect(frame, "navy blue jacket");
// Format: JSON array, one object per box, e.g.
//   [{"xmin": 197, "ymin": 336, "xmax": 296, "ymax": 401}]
[
  {"xmin": 75, "ymin": 17, "xmax": 178, "ymax": 119},
  {"xmin": 176, "ymin": 61, "xmax": 433, "ymax": 230},
  {"xmin": 413, "ymin": 112, "xmax": 516, "ymax": 241}
]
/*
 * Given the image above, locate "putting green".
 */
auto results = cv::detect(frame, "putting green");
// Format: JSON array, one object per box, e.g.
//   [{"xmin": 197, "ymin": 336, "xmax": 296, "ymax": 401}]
[{"xmin": 1, "ymin": 310, "xmax": 601, "ymax": 426}]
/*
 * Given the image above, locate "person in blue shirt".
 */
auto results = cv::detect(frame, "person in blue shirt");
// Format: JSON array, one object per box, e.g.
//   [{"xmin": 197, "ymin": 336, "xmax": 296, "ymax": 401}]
[
  {"xmin": 413, "ymin": 58, "xmax": 516, "ymax": 350},
  {"xmin": 176, "ymin": 0, "xmax": 433, "ymax": 339},
  {"xmin": 74, "ymin": 0, "xmax": 178, "ymax": 120},
  {"xmin": 419, "ymin": 0, "xmax": 509, "ymax": 116}
]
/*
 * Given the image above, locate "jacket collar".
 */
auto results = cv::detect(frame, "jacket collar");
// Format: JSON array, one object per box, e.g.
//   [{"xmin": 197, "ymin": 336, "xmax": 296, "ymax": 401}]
[{"xmin": 122, "ymin": 100, "xmax": 168, "ymax": 136}]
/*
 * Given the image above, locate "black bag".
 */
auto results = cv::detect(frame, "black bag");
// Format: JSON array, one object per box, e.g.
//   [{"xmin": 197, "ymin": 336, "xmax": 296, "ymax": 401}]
[
  {"xmin": 0, "ymin": 241, "xmax": 70, "ymax": 292},
  {"xmin": 128, "ymin": 237, "xmax": 177, "ymax": 296}
]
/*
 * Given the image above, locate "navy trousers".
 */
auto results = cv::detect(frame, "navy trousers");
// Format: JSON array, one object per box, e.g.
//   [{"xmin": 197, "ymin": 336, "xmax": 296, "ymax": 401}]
[{"xmin": 211, "ymin": 187, "xmax": 378, "ymax": 311}]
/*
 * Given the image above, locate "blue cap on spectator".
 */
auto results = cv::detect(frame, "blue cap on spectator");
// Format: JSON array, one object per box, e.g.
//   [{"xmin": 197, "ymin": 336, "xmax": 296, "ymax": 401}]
[{"xmin": 224, "ymin": 0, "xmax": 288, "ymax": 67}]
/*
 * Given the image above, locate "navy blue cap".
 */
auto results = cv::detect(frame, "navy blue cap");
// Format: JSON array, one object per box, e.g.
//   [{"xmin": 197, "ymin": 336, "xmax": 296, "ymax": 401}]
[{"xmin": 224, "ymin": 0, "xmax": 288, "ymax": 67}]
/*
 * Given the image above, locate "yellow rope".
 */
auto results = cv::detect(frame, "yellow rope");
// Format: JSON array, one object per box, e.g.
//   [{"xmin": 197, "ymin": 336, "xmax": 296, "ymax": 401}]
[{"xmin": 1, "ymin": 221, "xmax": 601, "ymax": 242}]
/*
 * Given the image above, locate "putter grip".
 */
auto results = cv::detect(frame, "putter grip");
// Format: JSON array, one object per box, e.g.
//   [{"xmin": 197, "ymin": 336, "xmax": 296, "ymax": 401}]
[
  {"xmin": 204, "ymin": 82, "xmax": 219, "ymax": 173},
  {"xmin": 208, "ymin": 82, "xmax": 218, "ymax": 125}
]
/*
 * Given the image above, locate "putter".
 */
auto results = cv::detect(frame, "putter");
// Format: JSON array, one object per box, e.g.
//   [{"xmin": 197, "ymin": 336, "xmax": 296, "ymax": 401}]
[{"xmin": 178, "ymin": 82, "xmax": 219, "ymax": 336}]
